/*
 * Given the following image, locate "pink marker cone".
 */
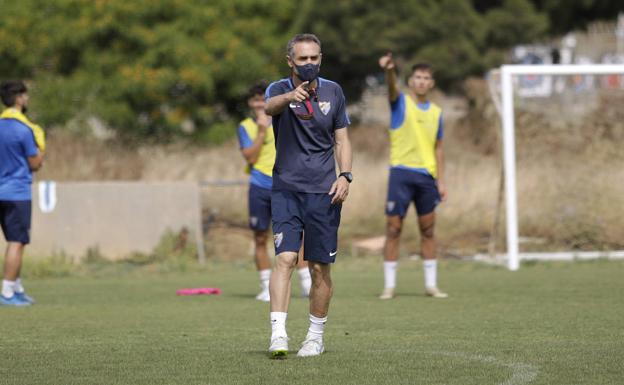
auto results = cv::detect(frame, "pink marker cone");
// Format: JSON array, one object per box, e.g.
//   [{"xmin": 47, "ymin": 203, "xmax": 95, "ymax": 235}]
[{"xmin": 176, "ymin": 287, "xmax": 222, "ymax": 296}]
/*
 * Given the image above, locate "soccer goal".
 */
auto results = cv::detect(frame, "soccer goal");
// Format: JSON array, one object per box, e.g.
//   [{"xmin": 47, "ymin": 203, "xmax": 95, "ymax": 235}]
[{"xmin": 491, "ymin": 64, "xmax": 624, "ymax": 270}]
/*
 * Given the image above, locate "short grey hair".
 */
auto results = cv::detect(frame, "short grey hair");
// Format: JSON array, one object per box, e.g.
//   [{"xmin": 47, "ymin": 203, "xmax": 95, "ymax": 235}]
[{"xmin": 286, "ymin": 33, "xmax": 321, "ymax": 58}]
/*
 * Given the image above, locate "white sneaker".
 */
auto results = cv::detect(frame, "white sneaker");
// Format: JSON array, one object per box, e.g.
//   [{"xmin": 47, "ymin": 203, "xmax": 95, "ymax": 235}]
[
  {"xmin": 269, "ymin": 335, "xmax": 289, "ymax": 359},
  {"xmin": 379, "ymin": 287, "xmax": 395, "ymax": 300},
  {"xmin": 425, "ymin": 287, "xmax": 448, "ymax": 299},
  {"xmin": 255, "ymin": 289, "xmax": 270, "ymax": 302},
  {"xmin": 297, "ymin": 337, "xmax": 324, "ymax": 357}
]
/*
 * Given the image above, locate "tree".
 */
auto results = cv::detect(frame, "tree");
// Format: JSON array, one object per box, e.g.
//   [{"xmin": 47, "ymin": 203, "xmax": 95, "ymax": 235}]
[
  {"xmin": 0, "ymin": 0, "xmax": 298, "ymax": 141},
  {"xmin": 485, "ymin": 0, "xmax": 549, "ymax": 48},
  {"xmin": 1, "ymin": 0, "xmax": 622, "ymax": 140},
  {"xmin": 531, "ymin": 0, "xmax": 624, "ymax": 34}
]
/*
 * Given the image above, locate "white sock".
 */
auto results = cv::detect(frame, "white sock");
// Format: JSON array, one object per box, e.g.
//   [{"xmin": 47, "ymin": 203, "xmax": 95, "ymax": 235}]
[
  {"xmin": 307, "ymin": 314, "xmax": 327, "ymax": 340},
  {"xmin": 270, "ymin": 312, "xmax": 288, "ymax": 339},
  {"xmin": 2, "ymin": 280, "xmax": 16, "ymax": 298},
  {"xmin": 259, "ymin": 269, "xmax": 271, "ymax": 291},
  {"xmin": 298, "ymin": 268, "xmax": 311, "ymax": 296},
  {"xmin": 14, "ymin": 278, "xmax": 25, "ymax": 293},
  {"xmin": 423, "ymin": 259, "xmax": 437, "ymax": 289},
  {"xmin": 383, "ymin": 261, "xmax": 398, "ymax": 289}
]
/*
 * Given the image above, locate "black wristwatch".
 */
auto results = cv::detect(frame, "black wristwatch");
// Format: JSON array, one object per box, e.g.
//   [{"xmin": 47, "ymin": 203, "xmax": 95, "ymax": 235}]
[{"xmin": 339, "ymin": 172, "xmax": 353, "ymax": 183}]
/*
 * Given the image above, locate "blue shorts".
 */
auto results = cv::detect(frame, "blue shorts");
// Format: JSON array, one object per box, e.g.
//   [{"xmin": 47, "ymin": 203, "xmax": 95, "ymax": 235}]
[
  {"xmin": 0, "ymin": 200, "xmax": 32, "ymax": 244},
  {"xmin": 248, "ymin": 184, "xmax": 272, "ymax": 231},
  {"xmin": 385, "ymin": 168, "xmax": 440, "ymax": 217},
  {"xmin": 271, "ymin": 190, "xmax": 342, "ymax": 264}
]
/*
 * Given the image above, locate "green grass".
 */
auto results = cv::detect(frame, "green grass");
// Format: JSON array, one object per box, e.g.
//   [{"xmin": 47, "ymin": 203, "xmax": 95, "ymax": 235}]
[{"xmin": 1, "ymin": 259, "xmax": 623, "ymax": 385}]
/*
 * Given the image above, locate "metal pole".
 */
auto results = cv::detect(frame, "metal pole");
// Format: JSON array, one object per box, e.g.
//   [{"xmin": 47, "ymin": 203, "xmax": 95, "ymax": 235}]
[
  {"xmin": 501, "ymin": 66, "xmax": 519, "ymax": 271},
  {"xmin": 195, "ymin": 184, "xmax": 207, "ymax": 265}
]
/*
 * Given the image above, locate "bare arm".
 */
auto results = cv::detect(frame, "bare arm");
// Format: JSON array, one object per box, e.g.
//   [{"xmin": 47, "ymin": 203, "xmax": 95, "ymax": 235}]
[
  {"xmin": 435, "ymin": 139, "xmax": 446, "ymax": 201},
  {"xmin": 329, "ymin": 127, "xmax": 352, "ymax": 204},
  {"xmin": 334, "ymin": 127, "xmax": 352, "ymax": 175},
  {"xmin": 265, "ymin": 81, "xmax": 310, "ymax": 116},
  {"xmin": 28, "ymin": 152, "xmax": 44, "ymax": 171},
  {"xmin": 379, "ymin": 53, "xmax": 400, "ymax": 102}
]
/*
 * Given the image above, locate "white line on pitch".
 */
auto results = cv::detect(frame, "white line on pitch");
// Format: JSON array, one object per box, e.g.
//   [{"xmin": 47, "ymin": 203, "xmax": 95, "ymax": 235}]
[{"xmin": 361, "ymin": 349, "xmax": 539, "ymax": 385}]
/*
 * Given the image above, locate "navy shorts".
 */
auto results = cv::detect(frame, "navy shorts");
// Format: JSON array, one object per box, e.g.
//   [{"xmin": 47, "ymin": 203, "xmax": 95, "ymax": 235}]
[
  {"xmin": 248, "ymin": 184, "xmax": 272, "ymax": 231},
  {"xmin": 385, "ymin": 168, "xmax": 440, "ymax": 217},
  {"xmin": 0, "ymin": 200, "xmax": 32, "ymax": 244},
  {"xmin": 271, "ymin": 190, "xmax": 342, "ymax": 264}
]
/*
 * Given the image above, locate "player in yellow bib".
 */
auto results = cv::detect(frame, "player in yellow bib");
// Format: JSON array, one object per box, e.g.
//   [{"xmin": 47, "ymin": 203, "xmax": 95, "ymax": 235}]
[
  {"xmin": 378, "ymin": 54, "xmax": 448, "ymax": 299},
  {"xmin": 237, "ymin": 82, "xmax": 310, "ymax": 302}
]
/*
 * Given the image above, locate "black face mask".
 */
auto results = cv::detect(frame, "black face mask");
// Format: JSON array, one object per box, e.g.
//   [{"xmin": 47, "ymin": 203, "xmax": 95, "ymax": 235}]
[{"xmin": 295, "ymin": 63, "xmax": 320, "ymax": 82}]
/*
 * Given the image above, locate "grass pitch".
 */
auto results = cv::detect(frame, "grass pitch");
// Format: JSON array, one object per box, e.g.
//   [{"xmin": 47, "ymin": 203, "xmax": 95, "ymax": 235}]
[{"xmin": 1, "ymin": 259, "xmax": 623, "ymax": 385}]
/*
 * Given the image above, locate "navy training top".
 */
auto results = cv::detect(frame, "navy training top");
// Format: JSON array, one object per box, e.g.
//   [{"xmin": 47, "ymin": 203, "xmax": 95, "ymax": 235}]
[
  {"xmin": 0, "ymin": 118, "xmax": 39, "ymax": 201},
  {"xmin": 265, "ymin": 77, "xmax": 350, "ymax": 193}
]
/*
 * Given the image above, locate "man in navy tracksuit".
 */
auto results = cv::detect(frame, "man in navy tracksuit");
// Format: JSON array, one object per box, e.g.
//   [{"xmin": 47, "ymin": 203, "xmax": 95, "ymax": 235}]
[{"xmin": 264, "ymin": 34, "xmax": 353, "ymax": 358}]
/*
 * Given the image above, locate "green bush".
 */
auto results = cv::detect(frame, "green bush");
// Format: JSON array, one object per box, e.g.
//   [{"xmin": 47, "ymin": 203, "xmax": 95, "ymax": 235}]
[{"xmin": 1, "ymin": 0, "xmax": 619, "ymax": 140}]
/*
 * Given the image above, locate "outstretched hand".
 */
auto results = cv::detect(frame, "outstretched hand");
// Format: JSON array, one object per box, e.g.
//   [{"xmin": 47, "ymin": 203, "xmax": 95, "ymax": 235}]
[
  {"xmin": 379, "ymin": 53, "xmax": 395, "ymax": 71},
  {"xmin": 289, "ymin": 81, "xmax": 310, "ymax": 103}
]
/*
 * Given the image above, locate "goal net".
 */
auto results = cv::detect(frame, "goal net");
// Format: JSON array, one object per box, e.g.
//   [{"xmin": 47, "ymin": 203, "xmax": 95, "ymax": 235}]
[{"xmin": 486, "ymin": 64, "xmax": 624, "ymax": 270}]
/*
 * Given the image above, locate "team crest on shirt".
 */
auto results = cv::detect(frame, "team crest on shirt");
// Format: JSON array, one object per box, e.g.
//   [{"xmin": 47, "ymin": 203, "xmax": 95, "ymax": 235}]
[
  {"xmin": 274, "ymin": 232, "xmax": 284, "ymax": 248},
  {"xmin": 386, "ymin": 201, "xmax": 396, "ymax": 212},
  {"xmin": 319, "ymin": 101, "xmax": 331, "ymax": 115}
]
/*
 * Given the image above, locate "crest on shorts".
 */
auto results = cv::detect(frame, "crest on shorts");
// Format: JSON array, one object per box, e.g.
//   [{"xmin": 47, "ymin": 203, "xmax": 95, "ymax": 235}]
[
  {"xmin": 386, "ymin": 201, "xmax": 395, "ymax": 212},
  {"xmin": 274, "ymin": 232, "xmax": 284, "ymax": 248},
  {"xmin": 319, "ymin": 101, "xmax": 331, "ymax": 115},
  {"xmin": 250, "ymin": 216, "xmax": 258, "ymax": 227}
]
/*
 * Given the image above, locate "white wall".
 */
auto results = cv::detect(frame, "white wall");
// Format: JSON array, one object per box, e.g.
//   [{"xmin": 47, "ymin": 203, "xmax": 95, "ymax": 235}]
[{"xmin": 1, "ymin": 181, "xmax": 204, "ymax": 261}]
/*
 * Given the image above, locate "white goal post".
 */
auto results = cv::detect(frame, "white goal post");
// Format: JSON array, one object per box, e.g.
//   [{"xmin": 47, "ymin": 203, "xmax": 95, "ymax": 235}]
[{"xmin": 500, "ymin": 64, "xmax": 624, "ymax": 270}]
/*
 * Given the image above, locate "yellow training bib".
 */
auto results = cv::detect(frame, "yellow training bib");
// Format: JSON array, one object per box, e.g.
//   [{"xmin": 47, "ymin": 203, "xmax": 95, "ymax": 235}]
[
  {"xmin": 239, "ymin": 117, "xmax": 275, "ymax": 177},
  {"xmin": 0, "ymin": 108, "xmax": 46, "ymax": 151},
  {"xmin": 389, "ymin": 95, "xmax": 441, "ymax": 178}
]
